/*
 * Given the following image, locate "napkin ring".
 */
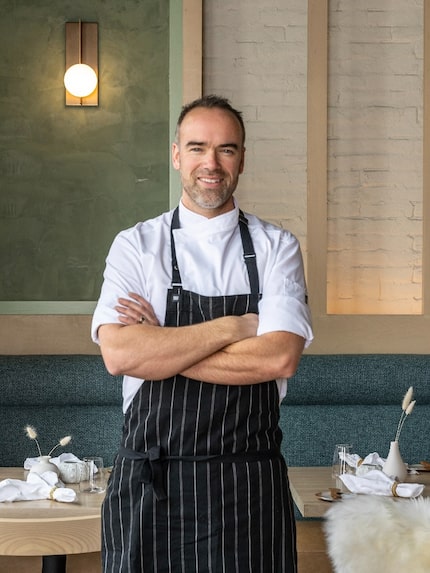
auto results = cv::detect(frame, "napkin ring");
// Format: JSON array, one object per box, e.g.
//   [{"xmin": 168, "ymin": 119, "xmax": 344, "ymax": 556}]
[
  {"xmin": 49, "ymin": 486, "xmax": 57, "ymax": 500},
  {"xmin": 391, "ymin": 482, "xmax": 399, "ymax": 497}
]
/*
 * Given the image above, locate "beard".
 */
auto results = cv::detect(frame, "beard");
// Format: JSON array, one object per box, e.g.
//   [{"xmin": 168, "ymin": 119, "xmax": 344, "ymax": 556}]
[{"xmin": 182, "ymin": 171, "xmax": 239, "ymax": 211}]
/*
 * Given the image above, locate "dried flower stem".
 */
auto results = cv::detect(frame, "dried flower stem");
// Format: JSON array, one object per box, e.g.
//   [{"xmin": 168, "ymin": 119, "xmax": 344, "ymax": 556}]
[
  {"xmin": 24, "ymin": 425, "xmax": 42, "ymax": 457},
  {"xmin": 394, "ymin": 386, "xmax": 415, "ymax": 442},
  {"xmin": 48, "ymin": 435, "xmax": 72, "ymax": 456},
  {"xmin": 25, "ymin": 425, "xmax": 72, "ymax": 457},
  {"xmin": 395, "ymin": 400, "xmax": 416, "ymax": 442}
]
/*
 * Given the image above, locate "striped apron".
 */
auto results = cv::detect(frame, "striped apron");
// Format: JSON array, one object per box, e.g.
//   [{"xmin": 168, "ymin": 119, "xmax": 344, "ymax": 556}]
[{"xmin": 102, "ymin": 209, "xmax": 297, "ymax": 573}]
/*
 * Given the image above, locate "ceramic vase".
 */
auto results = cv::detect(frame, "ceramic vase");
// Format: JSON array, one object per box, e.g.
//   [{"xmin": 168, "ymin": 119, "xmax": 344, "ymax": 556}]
[
  {"xmin": 382, "ymin": 440, "xmax": 407, "ymax": 482},
  {"xmin": 29, "ymin": 455, "xmax": 60, "ymax": 476}
]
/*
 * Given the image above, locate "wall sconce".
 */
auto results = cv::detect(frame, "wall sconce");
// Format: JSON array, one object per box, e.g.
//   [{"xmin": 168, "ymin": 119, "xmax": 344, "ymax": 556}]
[{"xmin": 64, "ymin": 21, "xmax": 98, "ymax": 106}]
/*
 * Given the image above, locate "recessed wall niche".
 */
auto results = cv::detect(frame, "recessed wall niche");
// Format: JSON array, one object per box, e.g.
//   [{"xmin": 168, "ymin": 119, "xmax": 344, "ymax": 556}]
[{"xmin": 326, "ymin": 0, "xmax": 423, "ymax": 315}]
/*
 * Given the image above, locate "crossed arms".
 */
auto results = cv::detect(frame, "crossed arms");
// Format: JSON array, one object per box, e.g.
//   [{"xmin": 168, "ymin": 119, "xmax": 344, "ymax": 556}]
[{"xmin": 98, "ymin": 293, "xmax": 305, "ymax": 385}]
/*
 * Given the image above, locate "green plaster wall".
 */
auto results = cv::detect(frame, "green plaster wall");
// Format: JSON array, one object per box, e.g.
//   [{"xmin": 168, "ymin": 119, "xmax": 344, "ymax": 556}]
[{"xmin": 0, "ymin": 0, "xmax": 171, "ymax": 304}]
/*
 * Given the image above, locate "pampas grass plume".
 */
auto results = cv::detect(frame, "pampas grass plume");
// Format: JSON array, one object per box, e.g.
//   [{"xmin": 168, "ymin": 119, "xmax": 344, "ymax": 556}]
[
  {"xmin": 402, "ymin": 386, "xmax": 413, "ymax": 411},
  {"xmin": 48, "ymin": 435, "xmax": 72, "ymax": 456},
  {"xmin": 24, "ymin": 425, "xmax": 42, "ymax": 456},
  {"xmin": 405, "ymin": 400, "xmax": 416, "ymax": 416}
]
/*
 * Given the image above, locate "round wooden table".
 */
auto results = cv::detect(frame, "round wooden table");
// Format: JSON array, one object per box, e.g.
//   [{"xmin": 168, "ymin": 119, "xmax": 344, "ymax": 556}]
[{"xmin": 0, "ymin": 467, "xmax": 104, "ymax": 572}]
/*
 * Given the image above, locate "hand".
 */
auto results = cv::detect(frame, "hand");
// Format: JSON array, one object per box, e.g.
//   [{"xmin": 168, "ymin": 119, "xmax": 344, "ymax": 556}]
[
  {"xmin": 115, "ymin": 292, "xmax": 160, "ymax": 326},
  {"xmin": 235, "ymin": 313, "xmax": 259, "ymax": 340}
]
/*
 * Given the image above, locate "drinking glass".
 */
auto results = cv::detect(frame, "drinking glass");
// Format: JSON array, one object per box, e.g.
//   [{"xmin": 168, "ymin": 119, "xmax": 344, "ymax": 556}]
[
  {"xmin": 79, "ymin": 456, "xmax": 106, "ymax": 493},
  {"xmin": 332, "ymin": 444, "xmax": 353, "ymax": 478}
]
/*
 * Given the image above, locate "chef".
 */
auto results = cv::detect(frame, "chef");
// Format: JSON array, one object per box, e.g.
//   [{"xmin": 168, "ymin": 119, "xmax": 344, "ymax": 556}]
[{"xmin": 92, "ymin": 94, "xmax": 313, "ymax": 573}]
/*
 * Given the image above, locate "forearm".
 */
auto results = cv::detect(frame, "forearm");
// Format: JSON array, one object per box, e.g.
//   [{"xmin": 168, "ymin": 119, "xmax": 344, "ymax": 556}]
[
  {"xmin": 98, "ymin": 314, "xmax": 258, "ymax": 380},
  {"xmin": 182, "ymin": 331, "xmax": 305, "ymax": 385}
]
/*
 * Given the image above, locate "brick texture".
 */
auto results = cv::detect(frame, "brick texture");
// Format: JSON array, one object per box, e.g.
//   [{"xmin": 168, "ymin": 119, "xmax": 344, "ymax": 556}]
[{"xmin": 203, "ymin": 0, "xmax": 424, "ymax": 314}]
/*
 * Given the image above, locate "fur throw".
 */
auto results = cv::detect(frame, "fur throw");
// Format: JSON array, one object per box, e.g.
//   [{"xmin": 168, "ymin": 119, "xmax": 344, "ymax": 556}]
[{"xmin": 324, "ymin": 495, "xmax": 430, "ymax": 573}]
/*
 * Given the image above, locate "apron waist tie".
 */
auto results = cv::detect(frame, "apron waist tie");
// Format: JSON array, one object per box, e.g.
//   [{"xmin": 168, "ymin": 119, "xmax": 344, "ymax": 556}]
[{"xmin": 118, "ymin": 445, "xmax": 281, "ymax": 501}]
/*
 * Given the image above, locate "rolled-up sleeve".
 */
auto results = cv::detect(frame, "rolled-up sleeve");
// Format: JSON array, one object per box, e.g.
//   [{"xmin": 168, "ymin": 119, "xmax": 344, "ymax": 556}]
[
  {"xmin": 91, "ymin": 229, "xmax": 146, "ymax": 344},
  {"xmin": 258, "ymin": 293, "xmax": 313, "ymax": 347},
  {"xmin": 257, "ymin": 232, "xmax": 313, "ymax": 347}
]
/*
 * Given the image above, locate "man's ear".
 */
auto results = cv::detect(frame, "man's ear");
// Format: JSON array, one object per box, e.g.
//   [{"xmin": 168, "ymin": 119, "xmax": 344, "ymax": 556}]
[{"xmin": 172, "ymin": 142, "xmax": 180, "ymax": 170}]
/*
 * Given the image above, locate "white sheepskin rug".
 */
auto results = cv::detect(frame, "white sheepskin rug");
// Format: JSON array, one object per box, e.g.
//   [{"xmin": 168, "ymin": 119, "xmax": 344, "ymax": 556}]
[{"xmin": 323, "ymin": 495, "xmax": 430, "ymax": 573}]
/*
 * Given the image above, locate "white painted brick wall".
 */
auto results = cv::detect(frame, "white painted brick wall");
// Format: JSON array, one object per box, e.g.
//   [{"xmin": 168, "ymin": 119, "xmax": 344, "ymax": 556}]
[
  {"xmin": 203, "ymin": 0, "xmax": 424, "ymax": 314},
  {"xmin": 203, "ymin": 0, "xmax": 308, "ymax": 252},
  {"xmin": 327, "ymin": 0, "xmax": 423, "ymax": 313}
]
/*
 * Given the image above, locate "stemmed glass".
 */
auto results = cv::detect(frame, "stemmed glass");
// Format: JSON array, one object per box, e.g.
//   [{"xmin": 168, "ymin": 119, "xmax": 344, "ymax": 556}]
[
  {"xmin": 332, "ymin": 444, "xmax": 353, "ymax": 478},
  {"xmin": 79, "ymin": 456, "xmax": 106, "ymax": 494}
]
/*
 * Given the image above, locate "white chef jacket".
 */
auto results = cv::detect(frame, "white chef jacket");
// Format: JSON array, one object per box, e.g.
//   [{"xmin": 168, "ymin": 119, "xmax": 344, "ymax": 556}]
[{"xmin": 92, "ymin": 200, "xmax": 313, "ymax": 412}]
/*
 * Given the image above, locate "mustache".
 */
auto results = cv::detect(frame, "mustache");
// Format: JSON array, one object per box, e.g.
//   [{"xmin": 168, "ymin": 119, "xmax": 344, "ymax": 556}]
[{"xmin": 196, "ymin": 169, "xmax": 225, "ymax": 176}]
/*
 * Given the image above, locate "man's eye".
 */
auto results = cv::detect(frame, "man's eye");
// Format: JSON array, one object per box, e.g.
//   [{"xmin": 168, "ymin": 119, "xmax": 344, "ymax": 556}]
[
  {"xmin": 221, "ymin": 148, "xmax": 234, "ymax": 155},
  {"xmin": 190, "ymin": 147, "xmax": 203, "ymax": 152}
]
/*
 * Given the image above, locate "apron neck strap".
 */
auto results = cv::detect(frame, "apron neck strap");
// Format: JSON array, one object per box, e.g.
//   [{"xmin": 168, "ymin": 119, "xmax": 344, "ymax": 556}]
[
  {"xmin": 170, "ymin": 207, "xmax": 182, "ymax": 288},
  {"xmin": 238, "ymin": 210, "xmax": 260, "ymax": 295}
]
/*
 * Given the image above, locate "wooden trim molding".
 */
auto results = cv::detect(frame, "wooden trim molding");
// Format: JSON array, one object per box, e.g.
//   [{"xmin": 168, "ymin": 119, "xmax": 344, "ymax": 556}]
[
  {"xmin": 182, "ymin": 0, "xmax": 202, "ymax": 104},
  {"xmin": 307, "ymin": 0, "xmax": 328, "ymax": 316},
  {"xmin": 0, "ymin": 315, "xmax": 96, "ymax": 355},
  {"xmin": 424, "ymin": 0, "xmax": 430, "ymax": 315}
]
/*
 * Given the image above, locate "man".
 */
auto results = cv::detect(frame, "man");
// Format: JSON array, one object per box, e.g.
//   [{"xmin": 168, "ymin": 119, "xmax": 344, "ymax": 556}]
[{"xmin": 92, "ymin": 95, "xmax": 313, "ymax": 572}]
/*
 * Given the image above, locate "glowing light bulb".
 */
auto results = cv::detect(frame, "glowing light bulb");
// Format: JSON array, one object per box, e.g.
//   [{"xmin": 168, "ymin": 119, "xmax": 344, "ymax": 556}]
[{"xmin": 64, "ymin": 63, "xmax": 97, "ymax": 98}]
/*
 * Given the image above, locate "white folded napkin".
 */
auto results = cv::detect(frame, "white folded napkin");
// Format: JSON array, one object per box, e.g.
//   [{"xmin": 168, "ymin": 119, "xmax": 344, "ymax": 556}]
[
  {"xmin": 340, "ymin": 469, "xmax": 424, "ymax": 498},
  {"xmin": 341, "ymin": 451, "xmax": 385, "ymax": 470},
  {"xmin": 24, "ymin": 452, "xmax": 81, "ymax": 470},
  {"xmin": 0, "ymin": 470, "xmax": 76, "ymax": 503}
]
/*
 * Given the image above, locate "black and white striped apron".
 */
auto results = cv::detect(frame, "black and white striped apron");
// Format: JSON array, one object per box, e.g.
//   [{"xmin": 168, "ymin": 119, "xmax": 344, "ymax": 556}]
[{"xmin": 102, "ymin": 208, "xmax": 297, "ymax": 573}]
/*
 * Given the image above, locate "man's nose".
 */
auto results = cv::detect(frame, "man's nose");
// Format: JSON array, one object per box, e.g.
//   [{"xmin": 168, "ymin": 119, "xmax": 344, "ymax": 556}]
[{"xmin": 203, "ymin": 150, "xmax": 220, "ymax": 170}]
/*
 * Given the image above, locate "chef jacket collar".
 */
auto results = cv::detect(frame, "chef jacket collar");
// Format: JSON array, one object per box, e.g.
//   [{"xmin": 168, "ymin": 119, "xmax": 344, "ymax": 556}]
[{"xmin": 178, "ymin": 198, "xmax": 240, "ymax": 233}]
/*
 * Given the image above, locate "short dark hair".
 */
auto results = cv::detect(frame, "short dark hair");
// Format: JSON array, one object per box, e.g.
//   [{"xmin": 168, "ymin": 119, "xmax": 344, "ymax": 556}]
[{"xmin": 175, "ymin": 94, "xmax": 246, "ymax": 145}]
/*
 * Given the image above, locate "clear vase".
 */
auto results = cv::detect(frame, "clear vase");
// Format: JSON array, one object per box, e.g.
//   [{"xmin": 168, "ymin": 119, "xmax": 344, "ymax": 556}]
[
  {"xmin": 29, "ymin": 455, "xmax": 60, "ymax": 476},
  {"xmin": 382, "ymin": 440, "xmax": 407, "ymax": 482}
]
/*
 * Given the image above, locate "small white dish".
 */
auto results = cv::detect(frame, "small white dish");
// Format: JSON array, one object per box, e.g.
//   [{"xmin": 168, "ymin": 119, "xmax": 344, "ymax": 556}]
[
  {"xmin": 409, "ymin": 463, "xmax": 430, "ymax": 472},
  {"xmin": 316, "ymin": 490, "xmax": 355, "ymax": 502}
]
